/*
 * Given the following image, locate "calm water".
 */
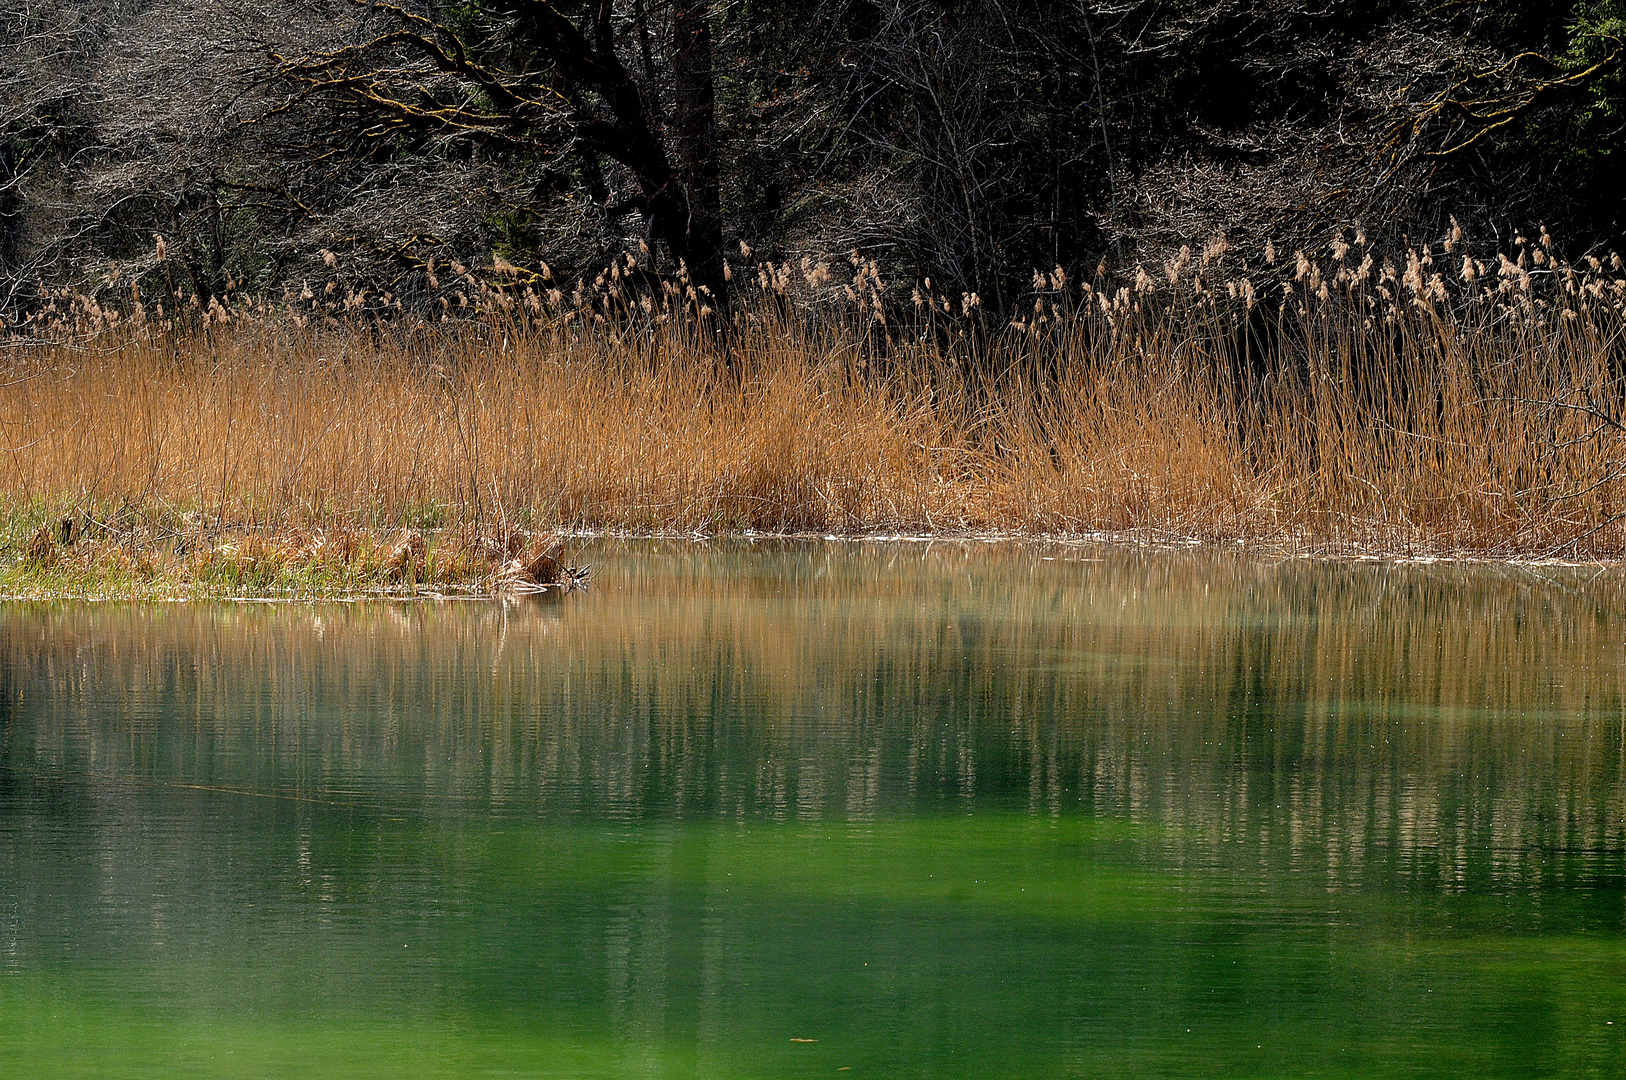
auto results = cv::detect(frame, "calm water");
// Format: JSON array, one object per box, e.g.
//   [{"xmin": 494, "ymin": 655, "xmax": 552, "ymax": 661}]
[{"xmin": 2, "ymin": 541, "xmax": 1624, "ymax": 1078}]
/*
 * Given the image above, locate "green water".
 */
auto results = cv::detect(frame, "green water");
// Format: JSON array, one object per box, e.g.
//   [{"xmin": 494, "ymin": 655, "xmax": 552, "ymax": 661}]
[{"xmin": 2, "ymin": 541, "xmax": 1624, "ymax": 1078}]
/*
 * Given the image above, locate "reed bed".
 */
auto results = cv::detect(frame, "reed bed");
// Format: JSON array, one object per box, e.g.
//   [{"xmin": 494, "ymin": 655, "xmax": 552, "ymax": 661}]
[{"xmin": 4, "ymin": 230, "xmax": 1626, "ymax": 575}]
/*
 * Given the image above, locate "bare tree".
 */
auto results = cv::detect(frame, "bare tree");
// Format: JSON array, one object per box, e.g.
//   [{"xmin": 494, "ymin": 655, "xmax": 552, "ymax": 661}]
[
  {"xmin": 1, "ymin": 0, "xmax": 112, "ymax": 312},
  {"xmin": 274, "ymin": 0, "xmax": 729, "ymax": 300}
]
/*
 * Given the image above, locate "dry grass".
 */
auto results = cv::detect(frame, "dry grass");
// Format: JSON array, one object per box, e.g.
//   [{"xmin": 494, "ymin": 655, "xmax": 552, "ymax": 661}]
[
  {"xmin": 0, "ymin": 516, "xmax": 582, "ymax": 599},
  {"xmin": 5, "ymin": 232, "xmax": 1626, "ymax": 563}
]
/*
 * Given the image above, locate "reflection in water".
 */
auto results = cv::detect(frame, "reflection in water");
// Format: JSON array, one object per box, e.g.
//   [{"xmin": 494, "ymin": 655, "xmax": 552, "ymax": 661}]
[{"xmin": 1, "ymin": 541, "xmax": 1624, "ymax": 1078}]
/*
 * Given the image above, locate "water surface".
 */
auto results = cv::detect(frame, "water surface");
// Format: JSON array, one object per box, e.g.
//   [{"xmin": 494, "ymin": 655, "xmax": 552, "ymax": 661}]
[{"xmin": 2, "ymin": 541, "xmax": 1624, "ymax": 1077}]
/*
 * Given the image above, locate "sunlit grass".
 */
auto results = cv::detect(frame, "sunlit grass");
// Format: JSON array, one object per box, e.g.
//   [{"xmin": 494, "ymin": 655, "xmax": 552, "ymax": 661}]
[{"xmin": 5, "ymin": 235, "xmax": 1626, "ymax": 574}]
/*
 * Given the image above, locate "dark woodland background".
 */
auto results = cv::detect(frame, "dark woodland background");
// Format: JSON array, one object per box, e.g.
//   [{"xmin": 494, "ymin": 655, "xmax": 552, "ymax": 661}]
[{"xmin": 2, "ymin": 0, "xmax": 1623, "ymax": 317}]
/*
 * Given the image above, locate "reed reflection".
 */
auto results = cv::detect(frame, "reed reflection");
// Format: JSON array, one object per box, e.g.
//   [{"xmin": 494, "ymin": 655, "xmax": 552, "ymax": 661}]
[{"xmin": 3, "ymin": 540, "xmax": 1622, "ymax": 900}]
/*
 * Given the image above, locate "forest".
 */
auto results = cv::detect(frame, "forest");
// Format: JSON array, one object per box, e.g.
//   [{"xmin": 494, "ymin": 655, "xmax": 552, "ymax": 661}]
[{"xmin": 3, "ymin": 0, "xmax": 1623, "ymax": 311}]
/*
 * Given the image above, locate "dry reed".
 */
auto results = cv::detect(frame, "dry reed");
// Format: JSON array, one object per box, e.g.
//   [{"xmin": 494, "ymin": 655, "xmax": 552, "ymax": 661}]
[{"xmin": 4, "ymin": 230, "xmax": 1626, "ymax": 564}]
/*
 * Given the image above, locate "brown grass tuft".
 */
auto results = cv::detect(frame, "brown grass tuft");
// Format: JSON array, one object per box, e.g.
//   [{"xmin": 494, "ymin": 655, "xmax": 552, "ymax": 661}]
[
  {"xmin": 22, "ymin": 525, "xmax": 56, "ymax": 566},
  {"xmin": 502, "ymin": 535, "xmax": 565, "ymax": 586},
  {"xmin": 385, "ymin": 529, "xmax": 428, "ymax": 581}
]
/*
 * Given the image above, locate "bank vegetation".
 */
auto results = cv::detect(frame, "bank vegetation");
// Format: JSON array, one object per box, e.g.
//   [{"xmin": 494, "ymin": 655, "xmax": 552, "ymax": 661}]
[{"xmin": 4, "ymin": 230, "xmax": 1626, "ymax": 595}]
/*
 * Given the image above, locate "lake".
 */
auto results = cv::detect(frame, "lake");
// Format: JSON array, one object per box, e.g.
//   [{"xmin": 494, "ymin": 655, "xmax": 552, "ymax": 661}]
[{"xmin": 2, "ymin": 540, "xmax": 1623, "ymax": 1078}]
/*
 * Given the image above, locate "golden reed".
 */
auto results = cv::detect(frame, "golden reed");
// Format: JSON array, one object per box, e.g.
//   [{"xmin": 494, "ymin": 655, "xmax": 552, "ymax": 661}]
[{"xmin": 4, "ymin": 231, "xmax": 1626, "ymax": 559}]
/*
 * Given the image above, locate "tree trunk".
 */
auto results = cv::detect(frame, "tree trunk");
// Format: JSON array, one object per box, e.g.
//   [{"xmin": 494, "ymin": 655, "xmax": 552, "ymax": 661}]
[{"xmin": 669, "ymin": 0, "xmax": 726, "ymax": 306}]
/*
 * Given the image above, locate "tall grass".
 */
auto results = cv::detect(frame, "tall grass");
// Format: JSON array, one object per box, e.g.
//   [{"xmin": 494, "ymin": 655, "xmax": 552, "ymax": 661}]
[{"xmin": 4, "ymin": 232, "xmax": 1626, "ymax": 557}]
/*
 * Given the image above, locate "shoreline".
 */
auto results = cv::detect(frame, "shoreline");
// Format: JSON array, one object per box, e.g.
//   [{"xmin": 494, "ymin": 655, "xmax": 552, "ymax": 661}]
[{"xmin": 4, "ymin": 525, "xmax": 1618, "ymax": 603}]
